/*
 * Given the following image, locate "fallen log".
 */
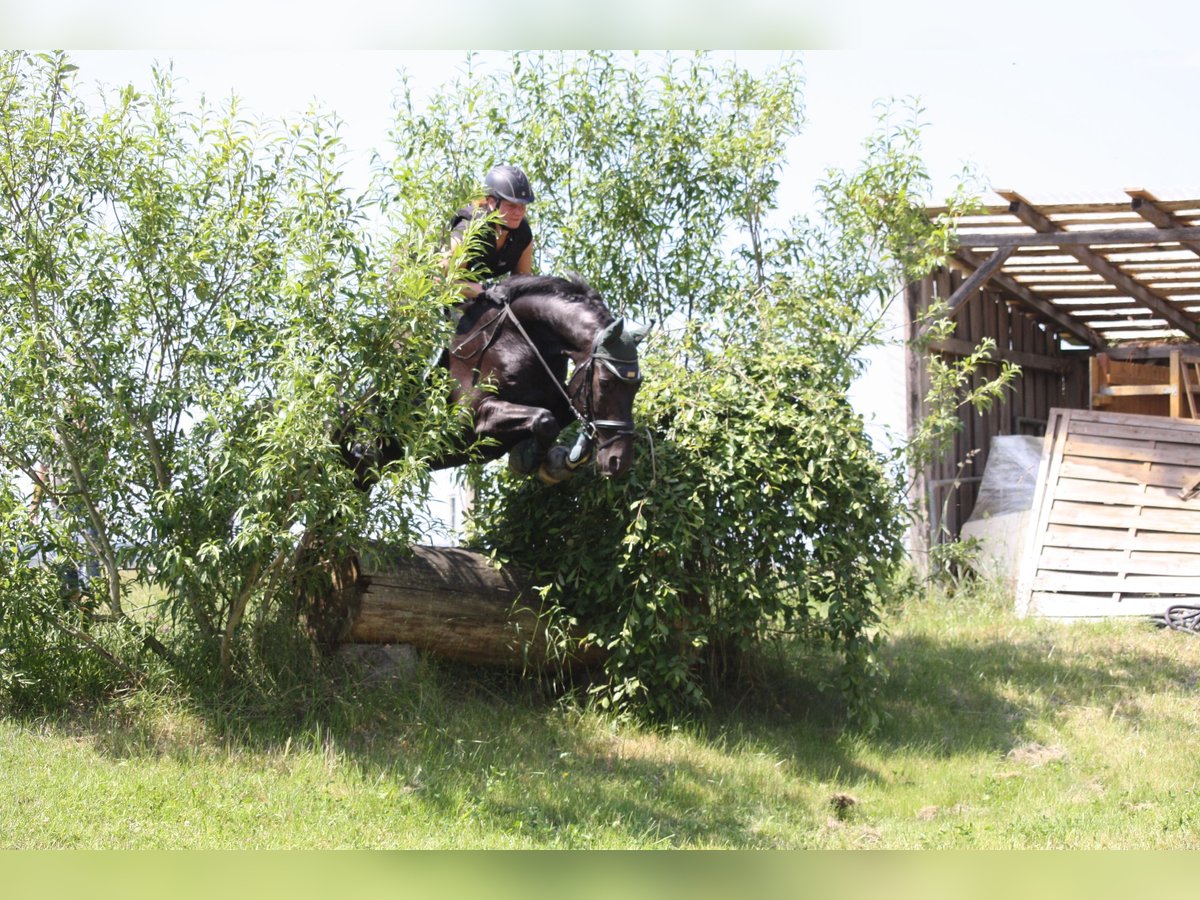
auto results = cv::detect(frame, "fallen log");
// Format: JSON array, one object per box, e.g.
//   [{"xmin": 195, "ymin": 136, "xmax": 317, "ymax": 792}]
[{"xmin": 303, "ymin": 544, "xmax": 603, "ymax": 670}]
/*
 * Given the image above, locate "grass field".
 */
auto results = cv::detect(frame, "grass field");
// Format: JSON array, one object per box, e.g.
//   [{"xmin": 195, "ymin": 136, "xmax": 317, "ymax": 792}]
[{"xmin": 4, "ymin": 581, "xmax": 1200, "ymax": 849}]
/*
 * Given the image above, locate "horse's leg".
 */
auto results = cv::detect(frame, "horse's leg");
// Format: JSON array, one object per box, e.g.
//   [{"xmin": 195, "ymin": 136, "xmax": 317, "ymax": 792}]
[
  {"xmin": 472, "ymin": 397, "xmax": 563, "ymax": 474},
  {"xmin": 337, "ymin": 422, "xmax": 406, "ymax": 493}
]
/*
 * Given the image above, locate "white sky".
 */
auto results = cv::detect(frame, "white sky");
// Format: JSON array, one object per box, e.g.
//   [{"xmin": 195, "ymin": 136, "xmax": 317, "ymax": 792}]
[{"xmin": 60, "ymin": 48, "xmax": 1200, "ymax": 206}]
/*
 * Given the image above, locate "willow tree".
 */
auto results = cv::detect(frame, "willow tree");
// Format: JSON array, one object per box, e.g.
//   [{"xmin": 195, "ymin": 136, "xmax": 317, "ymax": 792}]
[{"xmin": 0, "ymin": 52, "xmax": 462, "ymax": 697}]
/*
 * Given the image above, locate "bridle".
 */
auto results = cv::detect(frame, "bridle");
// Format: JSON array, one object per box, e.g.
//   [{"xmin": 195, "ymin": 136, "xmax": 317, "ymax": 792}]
[
  {"xmin": 565, "ymin": 333, "xmax": 642, "ymax": 450},
  {"xmin": 452, "ymin": 299, "xmax": 641, "ymax": 449}
]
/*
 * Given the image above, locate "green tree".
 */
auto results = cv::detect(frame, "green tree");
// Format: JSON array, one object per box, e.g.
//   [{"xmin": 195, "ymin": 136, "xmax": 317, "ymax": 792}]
[
  {"xmin": 378, "ymin": 51, "xmax": 804, "ymax": 324},
  {"xmin": 0, "ymin": 52, "xmax": 461, "ymax": 684}
]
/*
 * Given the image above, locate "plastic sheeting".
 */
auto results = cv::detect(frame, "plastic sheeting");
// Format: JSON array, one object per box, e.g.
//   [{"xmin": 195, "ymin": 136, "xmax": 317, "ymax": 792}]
[{"xmin": 960, "ymin": 435, "xmax": 1044, "ymax": 585}]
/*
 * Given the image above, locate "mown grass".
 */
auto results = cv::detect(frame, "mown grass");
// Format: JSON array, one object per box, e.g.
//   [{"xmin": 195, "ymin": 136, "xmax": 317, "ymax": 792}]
[{"xmin": 4, "ymin": 578, "xmax": 1200, "ymax": 848}]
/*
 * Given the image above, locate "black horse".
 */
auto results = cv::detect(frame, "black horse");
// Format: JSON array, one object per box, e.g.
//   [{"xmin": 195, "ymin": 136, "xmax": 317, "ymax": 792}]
[{"xmin": 345, "ymin": 274, "xmax": 649, "ymax": 487}]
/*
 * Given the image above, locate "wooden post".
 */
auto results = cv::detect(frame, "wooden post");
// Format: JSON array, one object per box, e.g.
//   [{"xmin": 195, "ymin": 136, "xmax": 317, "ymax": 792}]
[
  {"xmin": 1090, "ymin": 355, "xmax": 1108, "ymax": 409},
  {"xmin": 905, "ymin": 278, "xmax": 931, "ymax": 573},
  {"xmin": 1170, "ymin": 350, "xmax": 1183, "ymax": 419}
]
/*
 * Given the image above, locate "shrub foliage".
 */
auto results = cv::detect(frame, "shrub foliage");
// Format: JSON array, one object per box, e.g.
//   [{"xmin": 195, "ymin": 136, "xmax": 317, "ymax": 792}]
[
  {"xmin": 474, "ymin": 305, "xmax": 907, "ymax": 720},
  {"xmin": 0, "ymin": 51, "xmax": 462, "ymax": 690},
  {"xmin": 0, "ymin": 51, "xmax": 1000, "ymax": 719}
]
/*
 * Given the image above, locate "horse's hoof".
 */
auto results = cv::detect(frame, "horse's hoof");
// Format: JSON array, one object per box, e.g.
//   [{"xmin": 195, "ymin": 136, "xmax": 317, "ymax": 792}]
[
  {"xmin": 508, "ymin": 438, "xmax": 542, "ymax": 476},
  {"xmin": 537, "ymin": 446, "xmax": 576, "ymax": 484}
]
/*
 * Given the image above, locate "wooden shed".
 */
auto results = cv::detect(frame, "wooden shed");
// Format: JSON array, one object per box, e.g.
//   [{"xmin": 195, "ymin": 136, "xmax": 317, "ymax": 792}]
[{"xmin": 907, "ymin": 189, "xmax": 1200, "ymax": 571}]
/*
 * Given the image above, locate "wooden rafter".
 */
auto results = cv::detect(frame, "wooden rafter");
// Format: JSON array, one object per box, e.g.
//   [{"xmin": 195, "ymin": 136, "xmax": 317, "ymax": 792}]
[
  {"xmin": 1126, "ymin": 188, "xmax": 1200, "ymax": 261},
  {"xmin": 1048, "ymin": 286, "xmax": 1200, "ymax": 299},
  {"xmin": 996, "ymin": 190, "xmax": 1200, "ymax": 342},
  {"xmin": 953, "ymin": 224, "xmax": 1200, "ymax": 248},
  {"xmin": 939, "ymin": 246, "xmax": 1013, "ymax": 315},
  {"xmin": 951, "ymin": 248, "xmax": 1106, "ymax": 348},
  {"xmin": 934, "ymin": 199, "xmax": 1200, "ymax": 218}
]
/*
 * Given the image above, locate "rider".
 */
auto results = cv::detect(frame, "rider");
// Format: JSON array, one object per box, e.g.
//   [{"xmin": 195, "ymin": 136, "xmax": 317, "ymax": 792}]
[{"xmin": 447, "ymin": 164, "xmax": 536, "ymax": 299}]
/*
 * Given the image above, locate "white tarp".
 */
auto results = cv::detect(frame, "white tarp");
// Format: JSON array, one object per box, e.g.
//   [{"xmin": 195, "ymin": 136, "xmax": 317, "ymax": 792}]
[{"xmin": 960, "ymin": 434, "xmax": 1044, "ymax": 586}]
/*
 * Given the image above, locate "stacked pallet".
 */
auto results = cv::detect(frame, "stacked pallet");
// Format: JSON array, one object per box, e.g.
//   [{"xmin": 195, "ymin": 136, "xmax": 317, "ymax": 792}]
[{"xmin": 1017, "ymin": 408, "xmax": 1200, "ymax": 618}]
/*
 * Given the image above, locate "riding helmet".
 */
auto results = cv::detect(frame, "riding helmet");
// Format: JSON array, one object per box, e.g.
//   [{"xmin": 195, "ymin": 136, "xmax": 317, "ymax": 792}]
[{"xmin": 484, "ymin": 164, "xmax": 535, "ymax": 205}]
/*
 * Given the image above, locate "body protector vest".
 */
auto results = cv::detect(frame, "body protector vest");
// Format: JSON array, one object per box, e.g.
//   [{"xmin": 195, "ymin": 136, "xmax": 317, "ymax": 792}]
[{"xmin": 450, "ymin": 204, "xmax": 533, "ymax": 281}]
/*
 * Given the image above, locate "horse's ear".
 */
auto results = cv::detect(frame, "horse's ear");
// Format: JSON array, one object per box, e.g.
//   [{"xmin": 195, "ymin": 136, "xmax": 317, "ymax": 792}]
[
  {"xmin": 626, "ymin": 319, "xmax": 653, "ymax": 346},
  {"xmin": 596, "ymin": 317, "xmax": 653, "ymax": 358},
  {"xmin": 594, "ymin": 318, "xmax": 623, "ymax": 351}
]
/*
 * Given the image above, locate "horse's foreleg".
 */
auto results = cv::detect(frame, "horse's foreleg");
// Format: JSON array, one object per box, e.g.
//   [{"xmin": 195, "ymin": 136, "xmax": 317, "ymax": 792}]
[
  {"xmin": 473, "ymin": 398, "xmax": 562, "ymax": 448},
  {"xmin": 472, "ymin": 398, "xmax": 563, "ymax": 474}
]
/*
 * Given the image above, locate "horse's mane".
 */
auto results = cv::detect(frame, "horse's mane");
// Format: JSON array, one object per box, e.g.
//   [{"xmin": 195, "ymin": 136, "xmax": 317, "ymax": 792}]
[
  {"xmin": 455, "ymin": 274, "xmax": 608, "ymax": 337},
  {"xmin": 495, "ymin": 273, "xmax": 605, "ymax": 309}
]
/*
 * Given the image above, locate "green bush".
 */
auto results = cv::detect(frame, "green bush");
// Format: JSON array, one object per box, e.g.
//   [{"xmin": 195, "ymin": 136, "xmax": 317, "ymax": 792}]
[
  {"xmin": 0, "ymin": 52, "xmax": 463, "ymax": 679},
  {"xmin": 0, "ymin": 479, "xmax": 136, "ymax": 713},
  {"xmin": 472, "ymin": 302, "xmax": 906, "ymax": 722}
]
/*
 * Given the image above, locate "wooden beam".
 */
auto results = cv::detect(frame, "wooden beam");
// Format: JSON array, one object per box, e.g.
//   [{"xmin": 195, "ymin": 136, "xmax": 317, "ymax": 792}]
[
  {"xmin": 1121, "ymin": 262, "xmax": 1200, "ymax": 273},
  {"xmin": 1003, "ymin": 261, "xmax": 1092, "ymax": 271},
  {"xmin": 1171, "ymin": 350, "xmax": 1184, "ymax": 418},
  {"xmin": 954, "ymin": 225, "xmax": 1200, "ymax": 248},
  {"xmin": 1036, "ymin": 286, "xmax": 1200, "ymax": 300},
  {"xmin": 1091, "ymin": 322, "xmax": 1181, "ymax": 333},
  {"xmin": 1126, "ymin": 188, "xmax": 1200, "ymax": 261},
  {"xmin": 1015, "ymin": 275, "xmax": 1108, "ymax": 284},
  {"xmin": 1100, "ymin": 342, "xmax": 1200, "ymax": 361},
  {"xmin": 926, "ymin": 336, "xmax": 1073, "ymax": 373},
  {"xmin": 1054, "ymin": 301, "xmax": 1160, "ymax": 312},
  {"xmin": 1075, "ymin": 311, "xmax": 1157, "ymax": 322},
  {"xmin": 953, "ymin": 248, "xmax": 1106, "ymax": 348},
  {"xmin": 1050, "ymin": 214, "xmax": 1152, "ymax": 226},
  {"xmin": 940, "ymin": 246, "xmax": 1013, "ymax": 316},
  {"xmin": 933, "ymin": 200, "xmax": 1198, "ymax": 217},
  {"xmin": 997, "ymin": 190, "xmax": 1200, "ymax": 342},
  {"xmin": 1096, "ymin": 384, "xmax": 1176, "ymax": 397}
]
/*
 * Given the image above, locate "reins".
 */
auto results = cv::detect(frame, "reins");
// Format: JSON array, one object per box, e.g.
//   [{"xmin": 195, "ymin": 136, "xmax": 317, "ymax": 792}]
[{"xmin": 449, "ymin": 304, "xmax": 509, "ymax": 362}]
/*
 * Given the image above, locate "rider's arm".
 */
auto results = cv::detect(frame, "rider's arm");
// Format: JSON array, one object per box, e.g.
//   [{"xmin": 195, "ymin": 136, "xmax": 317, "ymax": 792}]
[{"xmin": 515, "ymin": 241, "xmax": 533, "ymax": 276}]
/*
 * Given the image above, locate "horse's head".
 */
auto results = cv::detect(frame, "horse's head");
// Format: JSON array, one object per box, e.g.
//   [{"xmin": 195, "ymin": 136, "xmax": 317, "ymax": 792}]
[{"xmin": 574, "ymin": 316, "xmax": 650, "ymax": 477}]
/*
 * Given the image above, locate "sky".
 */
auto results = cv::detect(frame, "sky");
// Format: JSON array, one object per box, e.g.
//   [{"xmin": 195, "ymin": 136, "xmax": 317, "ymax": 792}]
[
  {"xmin": 57, "ymin": 47, "xmax": 1200, "ymax": 208},
  {"xmin": 9, "ymin": 3, "xmax": 1200, "ymax": 535}
]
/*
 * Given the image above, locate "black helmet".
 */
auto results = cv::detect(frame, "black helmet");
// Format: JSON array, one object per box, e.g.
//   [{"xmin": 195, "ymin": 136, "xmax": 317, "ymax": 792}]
[{"xmin": 484, "ymin": 164, "xmax": 535, "ymax": 204}]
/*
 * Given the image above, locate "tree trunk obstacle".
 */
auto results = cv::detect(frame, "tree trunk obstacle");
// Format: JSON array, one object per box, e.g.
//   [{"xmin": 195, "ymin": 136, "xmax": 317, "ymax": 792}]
[{"xmin": 303, "ymin": 544, "xmax": 602, "ymax": 670}]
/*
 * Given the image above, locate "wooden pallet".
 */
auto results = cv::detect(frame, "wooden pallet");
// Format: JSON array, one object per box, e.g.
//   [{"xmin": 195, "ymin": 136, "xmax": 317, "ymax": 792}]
[
  {"xmin": 1090, "ymin": 350, "xmax": 1200, "ymax": 419},
  {"xmin": 1016, "ymin": 407, "xmax": 1200, "ymax": 618}
]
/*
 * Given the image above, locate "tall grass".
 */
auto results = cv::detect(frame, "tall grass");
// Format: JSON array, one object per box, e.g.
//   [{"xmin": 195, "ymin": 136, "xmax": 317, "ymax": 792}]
[{"xmin": 4, "ymin": 575, "xmax": 1200, "ymax": 848}]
